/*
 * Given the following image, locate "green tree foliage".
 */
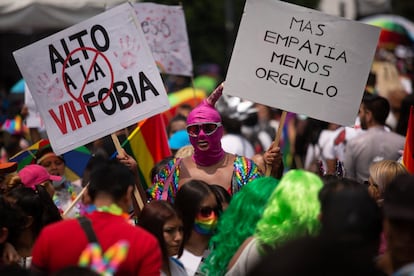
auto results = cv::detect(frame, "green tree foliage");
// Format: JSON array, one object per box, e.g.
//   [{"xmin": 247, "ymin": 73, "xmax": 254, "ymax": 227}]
[{"xmin": 142, "ymin": 0, "xmax": 320, "ymax": 76}]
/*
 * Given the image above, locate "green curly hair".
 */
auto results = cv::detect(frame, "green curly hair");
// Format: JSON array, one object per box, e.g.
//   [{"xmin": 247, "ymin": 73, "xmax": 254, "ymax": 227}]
[
  {"xmin": 201, "ymin": 176, "xmax": 279, "ymax": 275},
  {"xmin": 255, "ymin": 169, "xmax": 323, "ymax": 252}
]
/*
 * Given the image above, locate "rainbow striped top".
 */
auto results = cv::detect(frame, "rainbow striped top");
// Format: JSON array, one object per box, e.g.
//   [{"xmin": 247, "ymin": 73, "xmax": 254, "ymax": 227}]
[{"xmin": 148, "ymin": 156, "xmax": 262, "ymax": 203}]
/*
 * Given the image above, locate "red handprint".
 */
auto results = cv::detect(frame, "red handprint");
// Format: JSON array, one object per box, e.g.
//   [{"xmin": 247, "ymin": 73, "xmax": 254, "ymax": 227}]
[
  {"xmin": 113, "ymin": 36, "xmax": 140, "ymax": 69},
  {"xmin": 35, "ymin": 73, "xmax": 65, "ymax": 102}
]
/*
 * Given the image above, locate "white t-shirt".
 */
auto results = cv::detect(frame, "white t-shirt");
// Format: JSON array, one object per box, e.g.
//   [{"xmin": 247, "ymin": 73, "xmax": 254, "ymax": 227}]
[
  {"xmin": 178, "ymin": 249, "xmax": 204, "ymax": 276},
  {"xmin": 305, "ymin": 124, "xmax": 363, "ymax": 172},
  {"xmin": 332, "ymin": 126, "xmax": 363, "ymax": 162},
  {"xmin": 304, "ymin": 129, "xmax": 338, "ymax": 170}
]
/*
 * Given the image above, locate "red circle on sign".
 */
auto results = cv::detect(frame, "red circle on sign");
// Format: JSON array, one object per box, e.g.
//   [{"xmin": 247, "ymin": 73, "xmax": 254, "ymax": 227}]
[{"xmin": 61, "ymin": 47, "xmax": 114, "ymax": 107}]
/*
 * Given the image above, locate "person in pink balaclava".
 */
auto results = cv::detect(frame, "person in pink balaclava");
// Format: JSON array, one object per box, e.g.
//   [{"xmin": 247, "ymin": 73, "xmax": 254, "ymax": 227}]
[{"xmin": 149, "ymin": 83, "xmax": 283, "ymax": 203}]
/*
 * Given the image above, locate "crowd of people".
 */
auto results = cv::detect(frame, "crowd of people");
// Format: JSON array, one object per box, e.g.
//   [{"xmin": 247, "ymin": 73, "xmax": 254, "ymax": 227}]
[{"xmin": 0, "ymin": 44, "xmax": 413, "ymax": 275}]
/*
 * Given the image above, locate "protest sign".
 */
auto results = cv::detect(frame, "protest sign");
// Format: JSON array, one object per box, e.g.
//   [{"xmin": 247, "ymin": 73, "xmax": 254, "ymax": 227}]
[
  {"xmin": 13, "ymin": 3, "xmax": 170, "ymax": 154},
  {"xmin": 225, "ymin": 0, "xmax": 381, "ymax": 126},
  {"xmin": 24, "ymin": 84, "xmax": 45, "ymax": 129},
  {"xmin": 134, "ymin": 3, "xmax": 193, "ymax": 76}
]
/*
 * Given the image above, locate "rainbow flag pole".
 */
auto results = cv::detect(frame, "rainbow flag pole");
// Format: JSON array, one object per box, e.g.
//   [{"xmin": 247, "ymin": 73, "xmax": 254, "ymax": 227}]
[
  {"xmin": 111, "ymin": 133, "xmax": 145, "ymax": 212},
  {"xmin": 112, "ymin": 114, "xmax": 172, "ymax": 195}
]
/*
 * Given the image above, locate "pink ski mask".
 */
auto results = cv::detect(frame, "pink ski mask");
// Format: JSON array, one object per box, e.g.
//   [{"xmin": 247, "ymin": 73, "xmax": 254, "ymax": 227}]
[{"xmin": 186, "ymin": 84, "xmax": 225, "ymax": 166}]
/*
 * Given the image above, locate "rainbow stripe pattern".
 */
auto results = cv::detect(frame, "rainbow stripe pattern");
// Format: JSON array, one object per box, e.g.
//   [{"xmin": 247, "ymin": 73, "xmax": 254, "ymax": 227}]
[
  {"xmin": 78, "ymin": 240, "xmax": 130, "ymax": 276},
  {"xmin": 120, "ymin": 114, "xmax": 172, "ymax": 190}
]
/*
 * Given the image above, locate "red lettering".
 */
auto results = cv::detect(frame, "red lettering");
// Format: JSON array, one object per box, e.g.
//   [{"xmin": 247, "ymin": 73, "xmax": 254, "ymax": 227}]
[
  {"xmin": 64, "ymin": 102, "xmax": 77, "ymax": 131},
  {"xmin": 68, "ymin": 101, "xmax": 91, "ymax": 128},
  {"xmin": 49, "ymin": 105, "xmax": 68, "ymax": 134},
  {"xmin": 49, "ymin": 100, "xmax": 92, "ymax": 135}
]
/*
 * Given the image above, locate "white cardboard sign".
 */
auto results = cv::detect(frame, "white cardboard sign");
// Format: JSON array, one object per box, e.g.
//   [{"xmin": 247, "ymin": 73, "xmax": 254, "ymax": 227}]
[
  {"xmin": 13, "ymin": 3, "xmax": 170, "ymax": 154},
  {"xmin": 24, "ymin": 84, "xmax": 45, "ymax": 130},
  {"xmin": 134, "ymin": 3, "xmax": 193, "ymax": 77},
  {"xmin": 225, "ymin": 0, "xmax": 381, "ymax": 126}
]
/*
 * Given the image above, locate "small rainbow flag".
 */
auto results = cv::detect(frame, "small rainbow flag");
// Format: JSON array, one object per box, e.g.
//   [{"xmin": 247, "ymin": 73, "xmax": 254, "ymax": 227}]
[
  {"xmin": 120, "ymin": 114, "xmax": 172, "ymax": 190},
  {"xmin": 1, "ymin": 115, "xmax": 28, "ymax": 135},
  {"xmin": 403, "ymin": 106, "xmax": 414, "ymax": 174}
]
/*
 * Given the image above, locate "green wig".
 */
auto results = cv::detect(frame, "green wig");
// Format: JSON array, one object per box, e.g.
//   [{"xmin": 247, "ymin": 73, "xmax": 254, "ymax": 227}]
[
  {"xmin": 255, "ymin": 170, "xmax": 323, "ymax": 252},
  {"xmin": 201, "ymin": 176, "xmax": 279, "ymax": 275}
]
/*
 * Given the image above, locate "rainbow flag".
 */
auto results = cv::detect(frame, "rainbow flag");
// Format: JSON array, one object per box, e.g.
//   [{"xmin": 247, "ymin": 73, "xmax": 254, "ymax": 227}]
[
  {"xmin": 403, "ymin": 106, "xmax": 414, "ymax": 174},
  {"xmin": 1, "ymin": 115, "xmax": 28, "ymax": 135},
  {"xmin": 120, "ymin": 114, "xmax": 172, "ymax": 190}
]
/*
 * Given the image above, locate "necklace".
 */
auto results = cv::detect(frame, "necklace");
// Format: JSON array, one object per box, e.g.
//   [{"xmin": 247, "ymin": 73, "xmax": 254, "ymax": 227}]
[{"xmin": 86, "ymin": 204, "xmax": 130, "ymax": 220}]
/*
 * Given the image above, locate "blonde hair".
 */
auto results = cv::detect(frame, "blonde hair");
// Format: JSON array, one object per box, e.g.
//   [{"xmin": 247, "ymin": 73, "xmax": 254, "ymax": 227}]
[
  {"xmin": 174, "ymin": 145, "xmax": 194, "ymax": 159},
  {"xmin": 369, "ymin": 160, "xmax": 408, "ymax": 198},
  {"xmin": 3, "ymin": 172, "xmax": 22, "ymax": 193}
]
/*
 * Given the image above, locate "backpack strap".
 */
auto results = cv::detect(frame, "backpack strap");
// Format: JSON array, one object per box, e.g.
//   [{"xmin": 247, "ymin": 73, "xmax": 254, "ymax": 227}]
[
  {"xmin": 77, "ymin": 216, "xmax": 98, "ymax": 244},
  {"xmin": 161, "ymin": 158, "xmax": 182, "ymax": 201}
]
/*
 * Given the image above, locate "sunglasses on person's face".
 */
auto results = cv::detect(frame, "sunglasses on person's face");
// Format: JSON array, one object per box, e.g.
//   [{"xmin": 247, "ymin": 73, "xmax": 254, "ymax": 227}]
[
  {"xmin": 198, "ymin": 206, "xmax": 219, "ymax": 218},
  {"xmin": 186, "ymin": 122, "xmax": 222, "ymax": 137}
]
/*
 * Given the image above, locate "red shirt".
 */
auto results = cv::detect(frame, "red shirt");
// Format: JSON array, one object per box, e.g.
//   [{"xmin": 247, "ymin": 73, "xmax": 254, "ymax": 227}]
[{"xmin": 31, "ymin": 211, "xmax": 161, "ymax": 276}]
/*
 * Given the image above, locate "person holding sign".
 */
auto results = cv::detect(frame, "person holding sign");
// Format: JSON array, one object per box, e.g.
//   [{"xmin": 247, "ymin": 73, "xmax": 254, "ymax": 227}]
[{"xmin": 148, "ymin": 84, "xmax": 283, "ymax": 203}]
